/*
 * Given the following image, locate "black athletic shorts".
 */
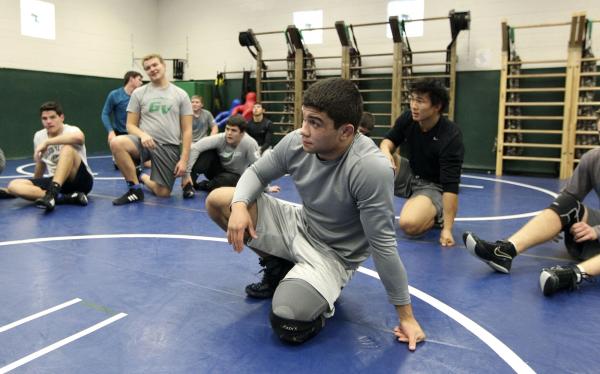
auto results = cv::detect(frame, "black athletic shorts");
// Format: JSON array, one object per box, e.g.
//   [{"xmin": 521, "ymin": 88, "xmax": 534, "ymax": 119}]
[{"xmin": 30, "ymin": 162, "xmax": 93, "ymax": 194}]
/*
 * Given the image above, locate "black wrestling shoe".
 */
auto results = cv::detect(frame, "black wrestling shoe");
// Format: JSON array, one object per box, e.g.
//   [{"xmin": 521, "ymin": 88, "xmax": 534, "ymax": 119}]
[
  {"xmin": 182, "ymin": 183, "xmax": 195, "ymax": 199},
  {"xmin": 540, "ymin": 265, "xmax": 585, "ymax": 296},
  {"xmin": 462, "ymin": 232, "xmax": 516, "ymax": 273},
  {"xmin": 57, "ymin": 192, "xmax": 88, "ymax": 206},
  {"xmin": 34, "ymin": 182, "xmax": 60, "ymax": 212},
  {"xmin": 112, "ymin": 188, "xmax": 144, "ymax": 205},
  {"xmin": 245, "ymin": 256, "xmax": 295, "ymax": 299},
  {"xmin": 193, "ymin": 180, "xmax": 210, "ymax": 191}
]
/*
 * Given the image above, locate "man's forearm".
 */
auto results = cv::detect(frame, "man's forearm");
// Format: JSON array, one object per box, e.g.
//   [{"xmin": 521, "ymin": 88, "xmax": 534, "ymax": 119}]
[
  {"xmin": 379, "ymin": 138, "xmax": 396, "ymax": 155},
  {"xmin": 442, "ymin": 192, "xmax": 458, "ymax": 229},
  {"xmin": 46, "ymin": 133, "xmax": 84, "ymax": 146}
]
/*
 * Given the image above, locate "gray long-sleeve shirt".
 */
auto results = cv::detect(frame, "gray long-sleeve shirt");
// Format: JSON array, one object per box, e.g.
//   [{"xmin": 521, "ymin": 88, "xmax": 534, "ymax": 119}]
[
  {"xmin": 233, "ymin": 130, "xmax": 411, "ymax": 306},
  {"xmin": 186, "ymin": 132, "xmax": 259, "ymax": 174},
  {"xmin": 563, "ymin": 148, "xmax": 600, "ymax": 238}
]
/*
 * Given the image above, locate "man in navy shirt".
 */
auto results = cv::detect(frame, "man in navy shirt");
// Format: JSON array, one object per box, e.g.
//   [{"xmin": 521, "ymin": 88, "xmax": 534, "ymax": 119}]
[{"xmin": 380, "ymin": 79, "xmax": 464, "ymax": 246}]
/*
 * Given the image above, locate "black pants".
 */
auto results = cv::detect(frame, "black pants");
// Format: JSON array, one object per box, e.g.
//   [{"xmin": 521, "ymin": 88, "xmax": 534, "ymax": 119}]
[{"xmin": 191, "ymin": 150, "xmax": 240, "ymax": 191}]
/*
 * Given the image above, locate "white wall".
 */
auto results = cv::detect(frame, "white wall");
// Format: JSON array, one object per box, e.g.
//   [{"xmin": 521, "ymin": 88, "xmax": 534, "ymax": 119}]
[
  {"xmin": 157, "ymin": 0, "xmax": 600, "ymax": 79},
  {"xmin": 0, "ymin": 0, "xmax": 158, "ymax": 78},
  {"xmin": 1, "ymin": 0, "xmax": 600, "ymax": 79}
]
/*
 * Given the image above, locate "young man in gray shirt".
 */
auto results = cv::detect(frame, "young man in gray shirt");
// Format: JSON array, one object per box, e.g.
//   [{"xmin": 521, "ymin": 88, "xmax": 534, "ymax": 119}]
[
  {"xmin": 205, "ymin": 78, "xmax": 425, "ymax": 348},
  {"xmin": 181, "ymin": 115, "xmax": 266, "ymax": 198},
  {"xmin": 110, "ymin": 54, "xmax": 192, "ymax": 205},
  {"xmin": 464, "ymin": 140, "xmax": 600, "ymax": 296},
  {"xmin": 191, "ymin": 95, "xmax": 218, "ymax": 142}
]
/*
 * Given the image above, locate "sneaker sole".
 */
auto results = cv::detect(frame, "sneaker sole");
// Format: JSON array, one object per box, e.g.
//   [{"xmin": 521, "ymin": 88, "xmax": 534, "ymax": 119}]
[
  {"xmin": 464, "ymin": 233, "xmax": 510, "ymax": 274},
  {"xmin": 539, "ymin": 270, "xmax": 555, "ymax": 296}
]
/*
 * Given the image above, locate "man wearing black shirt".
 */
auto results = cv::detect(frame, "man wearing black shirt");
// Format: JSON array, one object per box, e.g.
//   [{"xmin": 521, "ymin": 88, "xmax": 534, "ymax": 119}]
[
  {"xmin": 246, "ymin": 103, "xmax": 273, "ymax": 155},
  {"xmin": 380, "ymin": 79, "xmax": 464, "ymax": 246}
]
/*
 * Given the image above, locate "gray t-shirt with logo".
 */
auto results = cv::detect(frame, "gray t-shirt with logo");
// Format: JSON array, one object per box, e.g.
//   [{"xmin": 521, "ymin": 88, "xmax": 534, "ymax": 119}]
[
  {"xmin": 127, "ymin": 83, "xmax": 193, "ymax": 145},
  {"xmin": 192, "ymin": 109, "xmax": 216, "ymax": 142}
]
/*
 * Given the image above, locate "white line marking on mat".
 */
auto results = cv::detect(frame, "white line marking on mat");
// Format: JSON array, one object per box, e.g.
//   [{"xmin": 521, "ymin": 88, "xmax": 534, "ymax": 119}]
[
  {"xmin": 0, "ymin": 298, "xmax": 82, "ymax": 333},
  {"xmin": 0, "ymin": 234, "xmax": 532, "ymax": 373},
  {"xmin": 357, "ymin": 267, "xmax": 535, "ymax": 374},
  {"xmin": 0, "ymin": 313, "xmax": 127, "ymax": 373}
]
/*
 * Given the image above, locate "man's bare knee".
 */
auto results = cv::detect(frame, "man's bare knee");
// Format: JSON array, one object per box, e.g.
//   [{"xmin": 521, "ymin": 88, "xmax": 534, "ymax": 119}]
[
  {"xmin": 154, "ymin": 187, "xmax": 171, "ymax": 198},
  {"xmin": 206, "ymin": 187, "xmax": 234, "ymax": 218},
  {"xmin": 399, "ymin": 217, "xmax": 427, "ymax": 236}
]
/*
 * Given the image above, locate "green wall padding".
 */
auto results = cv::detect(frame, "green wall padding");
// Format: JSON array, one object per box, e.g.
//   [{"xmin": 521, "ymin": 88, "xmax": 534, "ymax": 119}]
[{"xmin": 0, "ymin": 68, "xmax": 121, "ymax": 158}]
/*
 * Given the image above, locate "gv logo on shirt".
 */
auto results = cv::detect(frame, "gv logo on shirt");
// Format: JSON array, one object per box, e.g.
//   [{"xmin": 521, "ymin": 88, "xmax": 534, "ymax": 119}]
[{"xmin": 149, "ymin": 100, "xmax": 173, "ymax": 114}]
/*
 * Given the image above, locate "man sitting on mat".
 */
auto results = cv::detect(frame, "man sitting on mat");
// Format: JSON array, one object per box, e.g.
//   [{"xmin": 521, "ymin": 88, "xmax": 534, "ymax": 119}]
[{"xmin": 7, "ymin": 101, "xmax": 93, "ymax": 211}]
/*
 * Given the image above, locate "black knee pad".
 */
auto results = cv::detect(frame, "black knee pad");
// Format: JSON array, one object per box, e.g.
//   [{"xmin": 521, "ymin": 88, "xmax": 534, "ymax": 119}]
[
  {"xmin": 269, "ymin": 311, "xmax": 325, "ymax": 345},
  {"xmin": 548, "ymin": 193, "xmax": 584, "ymax": 231}
]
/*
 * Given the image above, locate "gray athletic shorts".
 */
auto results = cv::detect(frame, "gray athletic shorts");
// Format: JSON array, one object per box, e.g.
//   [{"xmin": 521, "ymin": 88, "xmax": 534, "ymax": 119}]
[
  {"xmin": 125, "ymin": 135, "xmax": 180, "ymax": 189},
  {"xmin": 247, "ymin": 194, "xmax": 354, "ymax": 309},
  {"xmin": 566, "ymin": 204, "xmax": 600, "ymax": 260},
  {"xmin": 394, "ymin": 157, "xmax": 443, "ymax": 222}
]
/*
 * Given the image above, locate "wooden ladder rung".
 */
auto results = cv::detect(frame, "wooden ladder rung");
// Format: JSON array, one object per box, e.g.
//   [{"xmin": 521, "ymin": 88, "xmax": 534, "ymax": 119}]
[
  {"xmin": 507, "ymin": 73, "xmax": 566, "ymax": 78},
  {"xmin": 578, "ymin": 102, "xmax": 600, "ymax": 106},
  {"xmin": 402, "ymin": 74, "xmax": 450, "ymax": 80},
  {"xmin": 505, "ymin": 102, "xmax": 564, "ymax": 106},
  {"xmin": 503, "ymin": 143, "xmax": 562, "ymax": 148},
  {"xmin": 507, "ymin": 87, "xmax": 565, "ymax": 92},
  {"xmin": 580, "ymin": 72, "xmax": 600, "ymax": 77},
  {"xmin": 350, "ymin": 77, "xmax": 392, "ymax": 81},
  {"xmin": 576, "ymin": 130, "xmax": 599, "ymax": 135},
  {"xmin": 574, "ymin": 145, "xmax": 599, "ymax": 149},
  {"xmin": 503, "ymin": 129, "xmax": 562, "ymax": 134},
  {"xmin": 508, "ymin": 59, "xmax": 566, "ymax": 65},
  {"xmin": 577, "ymin": 116, "xmax": 599, "ymax": 120},
  {"xmin": 502, "ymin": 156, "xmax": 561, "ymax": 162},
  {"xmin": 579, "ymin": 87, "xmax": 600, "ymax": 91},
  {"xmin": 504, "ymin": 115, "xmax": 564, "ymax": 120}
]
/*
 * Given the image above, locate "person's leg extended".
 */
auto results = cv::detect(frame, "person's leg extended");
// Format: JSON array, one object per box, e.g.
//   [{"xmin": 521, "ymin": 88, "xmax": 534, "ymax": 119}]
[
  {"xmin": 398, "ymin": 195, "xmax": 437, "ymax": 236},
  {"xmin": 7, "ymin": 178, "xmax": 45, "ymax": 201},
  {"xmin": 464, "ymin": 192, "xmax": 584, "ymax": 273}
]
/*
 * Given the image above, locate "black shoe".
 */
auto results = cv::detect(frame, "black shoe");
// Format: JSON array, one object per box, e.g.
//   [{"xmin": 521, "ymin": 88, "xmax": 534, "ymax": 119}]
[
  {"xmin": 194, "ymin": 180, "xmax": 210, "ymax": 191},
  {"xmin": 245, "ymin": 256, "xmax": 295, "ymax": 299},
  {"xmin": 182, "ymin": 183, "xmax": 195, "ymax": 199},
  {"xmin": 57, "ymin": 192, "xmax": 88, "ymax": 206},
  {"xmin": 112, "ymin": 188, "xmax": 144, "ymax": 205},
  {"xmin": 0, "ymin": 189, "xmax": 15, "ymax": 199},
  {"xmin": 462, "ymin": 232, "xmax": 516, "ymax": 273},
  {"xmin": 540, "ymin": 265, "xmax": 585, "ymax": 296},
  {"xmin": 35, "ymin": 182, "xmax": 60, "ymax": 212}
]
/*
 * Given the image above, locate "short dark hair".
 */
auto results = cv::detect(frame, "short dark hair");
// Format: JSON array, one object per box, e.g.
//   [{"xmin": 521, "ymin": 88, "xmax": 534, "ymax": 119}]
[
  {"xmin": 359, "ymin": 112, "xmax": 375, "ymax": 133},
  {"xmin": 39, "ymin": 101, "xmax": 64, "ymax": 116},
  {"xmin": 123, "ymin": 71, "xmax": 142, "ymax": 86},
  {"xmin": 409, "ymin": 78, "xmax": 449, "ymax": 112},
  {"xmin": 302, "ymin": 78, "xmax": 363, "ymax": 131},
  {"xmin": 227, "ymin": 114, "xmax": 247, "ymax": 132}
]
